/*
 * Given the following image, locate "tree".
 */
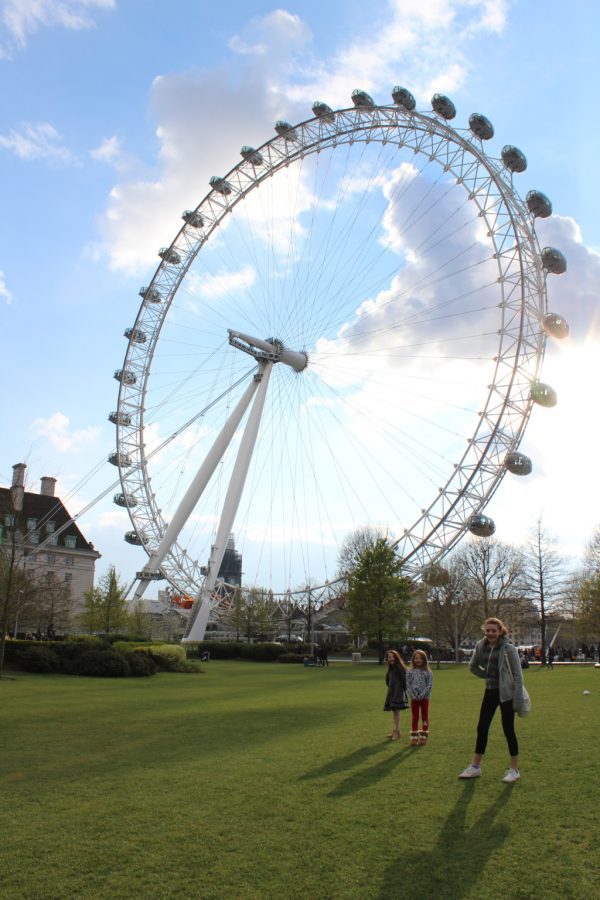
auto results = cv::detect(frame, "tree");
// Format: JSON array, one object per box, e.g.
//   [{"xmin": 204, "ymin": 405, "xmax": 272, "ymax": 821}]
[
  {"xmin": 337, "ymin": 525, "xmax": 386, "ymax": 579},
  {"xmin": 127, "ymin": 599, "xmax": 153, "ymax": 638},
  {"xmin": 80, "ymin": 567, "xmax": 129, "ymax": 635},
  {"xmin": 35, "ymin": 572, "xmax": 73, "ymax": 633},
  {"xmin": 577, "ymin": 527, "xmax": 600, "ymax": 647},
  {"xmin": 0, "ymin": 490, "xmax": 30, "ymax": 676},
  {"xmin": 452, "ymin": 538, "xmax": 523, "ymax": 621},
  {"xmin": 424, "ymin": 559, "xmax": 479, "ymax": 660},
  {"xmin": 221, "ymin": 586, "xmax": 246, "ymax": 640},
  {"xmin": 345, "ymin": 536, "xmax": 411, "ymax": 663},
  {"xmin": 521, "ymin": 519, "xmax": 566, "ymax": 665}
]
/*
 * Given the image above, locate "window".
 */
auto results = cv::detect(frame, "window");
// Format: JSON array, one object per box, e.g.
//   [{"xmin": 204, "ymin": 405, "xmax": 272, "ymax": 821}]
[
  {"xmin": 46, "ymin": 553, "xmax": 56, "ymax": 565},
  {"xmin": 27, "ymin": 518, "xmax": 37, "ymax": 531},
  {"xmin": 65, "ymin": 556, "xmax": 74, "ymax": 566},
  {"xmin": 64, "ymin": 535, "xmax": 76, "ymax": 549},
  {"xmin": 64, "ymin": 573, "xmax": 72, "ymax": 584},
  {"xmin": 4, "ymin": 514, "xmax": 15, "ymax": 527},
  {"xmin": 48, "ymin": 535, "xmax": 58, "ymax": 546},
  {"xmin": 46, "ymin": 521, "xmax": 56, "ymax": 533},
  {"xmin": 29, "ymin": 531, "xmax": 40, "ymax": 544}
]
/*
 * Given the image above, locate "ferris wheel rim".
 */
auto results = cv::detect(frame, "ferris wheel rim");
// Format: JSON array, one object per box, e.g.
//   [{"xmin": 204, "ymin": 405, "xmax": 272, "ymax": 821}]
[{"xmin": 113, "ymin": 97, "xmax": 547, "ymax": 600}]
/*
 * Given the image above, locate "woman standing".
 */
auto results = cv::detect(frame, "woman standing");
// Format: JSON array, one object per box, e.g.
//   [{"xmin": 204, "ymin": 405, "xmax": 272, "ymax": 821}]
[
  {"xmin": 384, "ymin": 649, "xmax": 408, "ymax": 741},
  {"xmin": 459, "ymin": 617, "xmax": 526, "ymax": 783}
]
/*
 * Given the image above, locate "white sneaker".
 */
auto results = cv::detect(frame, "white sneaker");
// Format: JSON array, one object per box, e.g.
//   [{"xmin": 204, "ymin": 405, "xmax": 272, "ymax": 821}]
[
  {"xmin": 458, "ymin": 765, "xmax": 481, "ymax": 779},
  {"xmin": 502, "ymin": 768, "xmax": 520, "ymax": 783}
]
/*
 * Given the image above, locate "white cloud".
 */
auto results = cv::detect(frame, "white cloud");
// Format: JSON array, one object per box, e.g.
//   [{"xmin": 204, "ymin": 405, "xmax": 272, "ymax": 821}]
[
  {"xmin": 0, "ymin": 122, "xmax": 78, "ymax": 163},
  {"xmin": 0, "ymin": 270, "xmax": 13, "ymax": 304},
  {"xmin": 96, "ymin": 1, "xmax": 509, "ymax": 275},
  {"xmin": 90, "ymin": 135, "xmax": 120, "ymax": 163},
  {"xmin": 31, "ymin": 412, "xmax": 101, "ymax": 452},
  {"xmin": 0, "ymin": 0, "xmax": 115, "ymax": 58},
  {"xmin": 189, "ymin": 265, "xmax": 257, "ymax": 300}
]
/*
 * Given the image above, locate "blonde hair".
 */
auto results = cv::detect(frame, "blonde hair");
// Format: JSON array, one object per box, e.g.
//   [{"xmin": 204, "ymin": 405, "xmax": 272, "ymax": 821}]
[
  {"xmin": 483, "ymin": 617, "xmax": 508, "ymax": 636},
  {"xmin": 411, "ymin": 650, "xmax": 430, "ymax": 670}
]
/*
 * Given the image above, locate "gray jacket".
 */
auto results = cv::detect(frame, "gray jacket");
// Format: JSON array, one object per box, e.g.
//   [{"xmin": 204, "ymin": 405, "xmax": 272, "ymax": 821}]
[{"xmin": 469, "ymin": 636, "xmax": 526, "ymax": 710}]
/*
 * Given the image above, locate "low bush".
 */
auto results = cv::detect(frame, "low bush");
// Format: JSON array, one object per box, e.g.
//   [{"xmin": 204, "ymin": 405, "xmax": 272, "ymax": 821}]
[
  {"xmin": 100, "ymin": 633, "xmax": 149, "ymax": 644},
  {"xmin": 186, "ymin": 641, "xmax": 244, "ymax": 660},
  {"xmin": 14, "ymin": 645, "xmax": 60, "ymax": 673},
  {"xmin": 278, "ymin": 653, "xmax": 306, "ymax": 664},
  {"xmin": 134, "ymin": 643, "xmax": 187, "ymax": 672},
  {"xmin": 51, "ymin": 638, "xmax": 111, "ymax": 674},
  {"xmin": 239, "ymin": 642, "xmax": 287, "ymax": 662},
  {"xmin": 124, "ymin": 649, "xmax": 157, "ymax": 677},
  {"xmin": 76, "ymin": 650, "xmax": 131, "ymax": 678}
]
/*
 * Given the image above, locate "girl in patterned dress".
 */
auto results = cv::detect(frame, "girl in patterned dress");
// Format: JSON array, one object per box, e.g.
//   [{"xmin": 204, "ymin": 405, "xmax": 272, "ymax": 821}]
[{"xmin": 406, "ymin": 650, "xmax": 433, "ymax": 745}]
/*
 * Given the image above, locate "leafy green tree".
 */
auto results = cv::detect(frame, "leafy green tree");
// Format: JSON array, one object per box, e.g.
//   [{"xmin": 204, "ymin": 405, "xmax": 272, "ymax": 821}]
[
  {"xmin": 345, "ymin": 536, "xmax": 411, "ymax": 663},
  {"xmin": 222, "ymin": 586, "xmax": 246, "ymax": 640},
  {"xmin": 79, "ymin": 586, "xmax": 104, "ymax": 634},
  {"xmin": 127, "ymin": 599, "xmax": 153, "ymax": 638},
  {"xmin": 80, "ymin": 567, "xmax": 129, "ymax": 635}
]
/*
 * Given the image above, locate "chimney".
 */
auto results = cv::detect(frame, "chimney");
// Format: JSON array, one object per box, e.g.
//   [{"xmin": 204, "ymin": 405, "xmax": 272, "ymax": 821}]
[
  {"xmin": 40, "ymin": 476, "xmax": 57, "ymax": 497},
  {"xmin": 10, "ymin": 462, "xmax": 26, "ymax": 511},
  {"xmin": 11, "ymin": 463, "xmax": 26, "ymax": 488}
]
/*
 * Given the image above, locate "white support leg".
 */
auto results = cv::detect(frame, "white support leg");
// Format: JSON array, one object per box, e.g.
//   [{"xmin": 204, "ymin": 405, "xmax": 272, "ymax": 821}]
[
  {"xmin": 133, "ymin": 375, "xmax": 260, "ymax": 601},
  {"xmin": 183, "ymin": 361, "xmax": 273, "ymax": 642}
]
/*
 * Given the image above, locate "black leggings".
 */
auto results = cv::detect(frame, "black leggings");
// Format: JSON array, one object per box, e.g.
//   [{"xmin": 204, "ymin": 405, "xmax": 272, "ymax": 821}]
[{"xmin": 475, "ymin": 689, "xmax": 518, "ymax": 757}]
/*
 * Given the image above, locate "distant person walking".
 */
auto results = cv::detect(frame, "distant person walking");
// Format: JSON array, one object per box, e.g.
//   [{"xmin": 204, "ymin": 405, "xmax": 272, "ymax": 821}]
[
  {"xmin": 407, "ymin": 650, "xmax": 433, "ymax": 745},
  {"xmin": 384, "ymin": 649, "xmax": 408, "ymax": 741},
  {"xmin": 459, "ymin": 617, "xmax": 527, "ymax": 783},
  {"xmin": 547, "ymin": 645, "xmax": 555, "ymax": 670}
]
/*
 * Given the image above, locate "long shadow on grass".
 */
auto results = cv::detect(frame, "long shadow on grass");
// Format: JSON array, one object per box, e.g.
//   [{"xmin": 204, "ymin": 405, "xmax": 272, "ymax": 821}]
[
  {"xmin": 298, "ymin": 741, "xmax": 390, "ymax": 782},
  {"xmin": 326, "ymin": 747, "xmax": 414, "ymax": 797},
  {"xmin": 378, "ymin": 781, "xmax": 512, "ymax": 899}
]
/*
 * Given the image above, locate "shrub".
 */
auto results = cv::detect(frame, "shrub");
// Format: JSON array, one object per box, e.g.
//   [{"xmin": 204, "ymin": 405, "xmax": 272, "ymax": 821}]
[
  {"xmin": 100, "ymin": 633, "xmax": 148, "ymax": 644},
  {"xmin": 124, "ymin": 650, "xmax": 157, "ymax": 677},
  {"xmin": 239, "ymin": 642, "xmax": 286, "ymax": 662},
  {"xmin": 186, "ymin": 641, "xmax": 245, "ymax": 660},
  {"xmin": 14, "ymin": 646, "xmax": 60, "ymax": 673},
  {"xmin": 278, "ymin": 653, "xmax": 306, "ymax": 664},
  {"xmin": 76, "ymin": 650, "xmax": 131, "ymax": 677},
  {"xmin": 51, "ymin": 638, "xmax": 111, "ymax": 674}
]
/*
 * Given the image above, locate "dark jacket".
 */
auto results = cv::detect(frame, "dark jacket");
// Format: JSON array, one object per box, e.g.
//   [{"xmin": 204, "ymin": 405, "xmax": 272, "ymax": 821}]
[{"xmin": 384, "ymin": 665, "xmax": 408, "ymax": 710}]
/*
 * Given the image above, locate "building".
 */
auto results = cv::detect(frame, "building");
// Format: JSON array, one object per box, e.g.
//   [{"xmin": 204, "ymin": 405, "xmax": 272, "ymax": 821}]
[{"xmin": 0, "ymin": 462, "xmax": 101, "ymax": 630}]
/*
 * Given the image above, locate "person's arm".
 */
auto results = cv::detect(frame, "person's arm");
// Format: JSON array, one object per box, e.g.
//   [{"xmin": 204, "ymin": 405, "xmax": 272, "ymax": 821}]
[
  {"xmin": 469, "ymin": 643, "xmax": 486, "ymax": 679},
  {"xmin": 507, "ymin": 645, "xmax": 526, "ymax": 707}
]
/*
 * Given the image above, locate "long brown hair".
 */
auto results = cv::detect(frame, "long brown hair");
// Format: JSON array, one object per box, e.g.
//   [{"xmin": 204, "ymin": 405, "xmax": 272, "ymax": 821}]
[{"xmin": 385, "ymin": 649, "xmax": 407, "ymax": 671}]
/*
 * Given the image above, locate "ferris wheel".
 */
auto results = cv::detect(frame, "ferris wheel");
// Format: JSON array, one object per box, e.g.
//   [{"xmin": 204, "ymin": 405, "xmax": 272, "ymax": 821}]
[{"xmin": 109, "ymin": 87, "xmax": 568, "ymax": 640}]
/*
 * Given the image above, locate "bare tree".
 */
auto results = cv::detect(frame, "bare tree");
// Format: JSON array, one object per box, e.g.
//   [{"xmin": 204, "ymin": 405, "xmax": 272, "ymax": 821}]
[
  {"xmin": 520, "ymin": 519, "xmax": 566, "ymax": 664},
  {"xmin": 453, "ymin": 538, "xmax": 523, "ymax": 621},
  {"xmin": 337, "ymin": 526, "xmax": 386, "ymax": 578},
  {"xmin": 577, "ymin": 526, "xmax": 600, "ymax": 650},
  {"xmin": 425, "ymin": 559, "xmax": 479, "ymax": 659}
]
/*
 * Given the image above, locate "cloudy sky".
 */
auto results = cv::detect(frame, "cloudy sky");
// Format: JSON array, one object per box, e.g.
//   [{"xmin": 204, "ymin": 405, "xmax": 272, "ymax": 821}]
[{"xmin": 1, "ymin": 0, "xmax": 599, "ymax": 595}]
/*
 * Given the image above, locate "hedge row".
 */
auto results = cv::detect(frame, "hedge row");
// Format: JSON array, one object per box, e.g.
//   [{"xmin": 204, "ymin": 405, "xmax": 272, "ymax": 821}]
[
  {"xmin": 187, "ymin": 640, "xmax": 305, "ymax": 662},
  {"xmin": 6, "ymin": 638, "xmax": 200, "ymax": 677}
]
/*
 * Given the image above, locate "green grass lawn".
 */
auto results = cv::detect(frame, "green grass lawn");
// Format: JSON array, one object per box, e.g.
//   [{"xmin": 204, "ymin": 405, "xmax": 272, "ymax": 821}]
[{"xmin": 1, "ymin": 661, "xmax": 598, "ymax": 899}]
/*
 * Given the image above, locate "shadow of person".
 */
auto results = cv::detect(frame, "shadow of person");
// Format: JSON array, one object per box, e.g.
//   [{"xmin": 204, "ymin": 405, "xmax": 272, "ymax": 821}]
[
  {"xmin": 298, "ymin": 740, "xmax": 390, "ymax": 782},
  {"xmin": 378, "ymin": 781, "xmax": 513, "ymax": 900},
  {"xmin": 328, "ymin": 747, "xmax": 413, "ymax": 797}
]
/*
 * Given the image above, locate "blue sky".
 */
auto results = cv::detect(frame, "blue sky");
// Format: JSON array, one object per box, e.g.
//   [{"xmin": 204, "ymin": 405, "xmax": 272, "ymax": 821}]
[{"xmin": 1, "ymin": 0, "xmax": 599, "ymax": 594}]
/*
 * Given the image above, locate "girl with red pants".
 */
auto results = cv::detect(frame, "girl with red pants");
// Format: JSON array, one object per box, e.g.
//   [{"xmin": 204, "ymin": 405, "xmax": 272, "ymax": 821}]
[{"xmin": 407, "ymin": 650, "xmax": 433, "ymax": 745}]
